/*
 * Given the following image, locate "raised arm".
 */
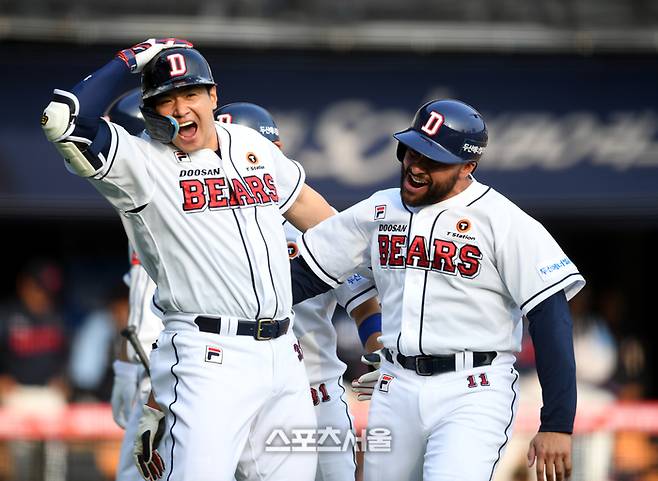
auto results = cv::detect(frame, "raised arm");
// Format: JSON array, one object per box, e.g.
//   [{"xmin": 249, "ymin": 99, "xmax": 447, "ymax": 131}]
[{"xmin": 283, "ymin": 184, "xmax": 335, "ymax": 232}]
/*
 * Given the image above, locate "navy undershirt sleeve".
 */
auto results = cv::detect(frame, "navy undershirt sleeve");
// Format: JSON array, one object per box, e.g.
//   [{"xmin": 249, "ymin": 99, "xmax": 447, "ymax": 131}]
[
  {"xmin": 527, "ymin": 290, "xmax": 577, "ymax": 434},
  {"xmin": 69, "ymin": 58, "xmax": 137, "ymax": 148},
  {"xmin": 290, "ymin": 256, "xmax": 333, "ymax": 305}
]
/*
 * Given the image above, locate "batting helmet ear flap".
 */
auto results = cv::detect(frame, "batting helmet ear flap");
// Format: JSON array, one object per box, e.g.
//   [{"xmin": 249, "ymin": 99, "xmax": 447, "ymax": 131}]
[{"xmin": 140, "ymin": 105, "xmax": 180, "ymax": 143}]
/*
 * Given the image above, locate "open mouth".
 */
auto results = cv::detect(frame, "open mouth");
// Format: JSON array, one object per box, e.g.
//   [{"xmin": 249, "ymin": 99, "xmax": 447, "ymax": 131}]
[
  {"xmin": 406, "ymin": 171, "xmax": 430, "ymax": 190},
  {"xmin": 178, "ymin": 121, "xmax": 198, "ymax": 140}
]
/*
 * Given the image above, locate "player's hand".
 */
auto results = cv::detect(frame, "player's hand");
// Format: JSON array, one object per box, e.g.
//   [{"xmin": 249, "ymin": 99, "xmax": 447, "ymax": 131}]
[
  {"xmin": 352, "ymin": 370, "xmax": 380, "ymax": 401},
  {"xmin": 351, "ymin": 350, "xmax": 383, "ymax": 401},
  {"xmin": 527, "ymin": 431, "xmax": 572, "ymax": 481},
  {"xmin": 117, "ymin": 38, "xmax": 193, "ymax": 73},
  {"xmin": 134, "ymin": 405, "xmax": 166, "ymax": 481},
  {"xmin": 111, "ymin": 360, "xmax": 141, "ymax": 429}
]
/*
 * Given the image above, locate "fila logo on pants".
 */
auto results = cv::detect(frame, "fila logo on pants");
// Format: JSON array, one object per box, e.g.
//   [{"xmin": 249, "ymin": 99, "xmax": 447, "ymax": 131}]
[{"xmin": 205, "ymin": 345, "xmax": 223, "ymax": 364}]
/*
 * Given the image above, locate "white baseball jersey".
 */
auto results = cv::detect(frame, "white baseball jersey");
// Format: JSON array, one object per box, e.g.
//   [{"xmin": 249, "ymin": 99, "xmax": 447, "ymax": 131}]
[
  {"xmin": 89, "ymin": 121, "xmax": 304, "ymax": 322},
  {"xmin": 124, "ymin": 246, "xmax": 162, "ymax": 359},
  {"xmin": 299, "ymin": 178, "xmax": 585, "ymax": 355},
  {"xmin": 285, "ymin": 221, "xmax": 377, "ymax": 385}
]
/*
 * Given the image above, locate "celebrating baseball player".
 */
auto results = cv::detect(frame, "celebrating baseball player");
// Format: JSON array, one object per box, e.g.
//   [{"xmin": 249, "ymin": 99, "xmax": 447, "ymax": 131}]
[
  {"xmin": 41, "ymin": 39, "xmax": 338, "ymax": 481},
  {"xmin": 216, "ymin": 102, "xmax": 383, "ymax": 481},
  {"xmin": 290, "ymin": 99, "xmax": 585, "ymax": 481}
]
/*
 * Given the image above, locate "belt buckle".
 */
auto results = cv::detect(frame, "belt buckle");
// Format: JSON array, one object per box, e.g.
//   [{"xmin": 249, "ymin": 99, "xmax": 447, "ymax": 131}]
[
  {"xmin": 414, "ymin": 356, "xmax": 434, "ymax": 376},
  {"xmin": 255, "ymin": 318, "xmax": 276, "ymax": 340}
]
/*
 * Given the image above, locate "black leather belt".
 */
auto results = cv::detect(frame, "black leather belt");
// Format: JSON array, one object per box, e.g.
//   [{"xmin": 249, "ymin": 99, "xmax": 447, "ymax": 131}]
[
  {"xmin": 194, "ymin": 316, "xmax": 290, "ymax": 340},
  {"xmin": 383, "ymin": 348, "xmax": 497, "ymax": 376}
]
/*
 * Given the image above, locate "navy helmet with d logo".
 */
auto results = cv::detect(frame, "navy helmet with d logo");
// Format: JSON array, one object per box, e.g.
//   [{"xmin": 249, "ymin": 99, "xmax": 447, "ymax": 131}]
[
  {"xmin": 394, "ymin": 99, "xmax": 488, "ymax": 165},
  {"xmin": 139, "ymin": 48, "xmax": 216, "ymax": 143},
  {"xmin": 141, "ymin": 48, "xmax": 216, "ymax": 101}
]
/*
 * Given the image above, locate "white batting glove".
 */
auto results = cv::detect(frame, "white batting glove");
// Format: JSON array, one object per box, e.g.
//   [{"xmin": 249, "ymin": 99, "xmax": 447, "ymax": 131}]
[
  {"xmin": 117, "ymin": 38, "xmax": 193, "ymax": 73},
  {"xmin": 351, "ymin": 350, "xmax": 382, "ymax": 401},
  {"xmin": 111, "ymin": 360, "xmax": 142, "ymax": 428},
  {"xmin": 134, "ymin": 405, "xmax": 166, "ymax": 481}
]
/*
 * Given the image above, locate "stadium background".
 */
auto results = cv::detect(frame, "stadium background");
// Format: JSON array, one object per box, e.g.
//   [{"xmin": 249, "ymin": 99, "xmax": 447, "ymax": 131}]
[{"xmin": 1, "ymin": 1, "xmax": 657, "ymax": 479}]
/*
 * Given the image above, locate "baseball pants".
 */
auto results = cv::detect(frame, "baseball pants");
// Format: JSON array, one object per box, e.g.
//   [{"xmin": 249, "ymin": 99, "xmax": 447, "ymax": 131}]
[
  {"xmin": 312, "ymin": 376, "xmax": 357, "ymax": 481},
  {"xmin": 150, "ymin": 322, "xmax": 317, "ymax": 481},
  {"xmin": 364, "ymin": 353, "xmax": 519, "ymax": 481}
]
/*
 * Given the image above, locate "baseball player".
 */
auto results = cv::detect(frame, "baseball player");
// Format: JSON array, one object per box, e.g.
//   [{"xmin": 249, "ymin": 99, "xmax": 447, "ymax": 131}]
[
  {"xmin": 41, "ymin": 39, "xmax": 337, "ymax": 481},
  {"xmin": 216, "ymin": 102, "xmax": 383, "ymax": 481},
  {"xmin": 105, "ymin": 89, "xmax": 164, "ymax": 481},
  {"xmin": 289, "ymin": 99, "xmax": 586, "ymax": 481}
]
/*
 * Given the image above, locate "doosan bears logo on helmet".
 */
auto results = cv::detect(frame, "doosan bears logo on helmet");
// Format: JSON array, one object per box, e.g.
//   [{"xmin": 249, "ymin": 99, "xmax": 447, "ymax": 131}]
[{"xmin": 462, "ymin": 143, "xmax": 485, "ymax": 155}]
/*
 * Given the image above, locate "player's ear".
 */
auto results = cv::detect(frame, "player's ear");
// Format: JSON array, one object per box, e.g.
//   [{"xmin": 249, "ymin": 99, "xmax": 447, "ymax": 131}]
[
  {"xmin": 208, "ymin": 86, "xmax": 218, "ymax": 110},
  {"xmin": 463, "ymin": 161, "xmax": 478, "ymax": 175}
]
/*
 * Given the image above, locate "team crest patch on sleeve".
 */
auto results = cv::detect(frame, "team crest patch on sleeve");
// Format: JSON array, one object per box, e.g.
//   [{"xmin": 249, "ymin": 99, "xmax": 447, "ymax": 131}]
[
  {"xmin": 537, "ymin": 257, "xmax": 573, "ymax": 281},
  {"xmin": 374, "ymin": 204, "xmax": 387, "ymax": 220},
  {"xmin": 205, "ymin": 345, "xmax": 223, "ymax": 364},
  {"xmin": 174, "ymin": 150, "xmax": 191, "ymax": 163},
  {"xmin": 378, "ymin": 374, "xmax": 394, "ymax": 393}
]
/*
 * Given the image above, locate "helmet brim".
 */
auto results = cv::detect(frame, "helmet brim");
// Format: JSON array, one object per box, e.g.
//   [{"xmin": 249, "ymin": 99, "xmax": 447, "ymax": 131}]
[{"xmin": 393, "ymin": 129, "xmax": 465, "ymax": 165}]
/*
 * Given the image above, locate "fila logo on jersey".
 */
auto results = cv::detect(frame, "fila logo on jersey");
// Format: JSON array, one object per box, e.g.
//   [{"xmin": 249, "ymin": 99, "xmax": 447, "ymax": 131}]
[
  {"xmin": 456, "ymin": 219, "xmax": 471, "ymax": 233},
  {"xmin": 378, "ymin": 234, "xmax": 482, "ymax": 278},
  {"xmin": 174, "ymin": 150, "xmax": 191, "ymax": 163},
  {"xmin": 205, "ymin": 345, "xmax": 223, "ymax": 364},
  {"xmin": 374, "ymin": 205, "xmax": 387, "ymax": 220},
  {"xmin": 179, "ymin": 174, "xmax": 279, "ymax": 212},
  {"xmin": 287, "ymin": 241, "xmax": 299, "ymax": 259},
  {"xmin": 378, "ymin": 374, "xmax": 394, "ymax": 392}
]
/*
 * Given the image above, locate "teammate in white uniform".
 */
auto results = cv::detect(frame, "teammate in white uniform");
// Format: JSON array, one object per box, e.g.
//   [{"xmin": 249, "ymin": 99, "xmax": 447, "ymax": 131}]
[
  {"xmin": 114, "ymin": 247, "xmax": 162, "ymax": 481},
  {"xmin": 290, "ymin": 99, "xmax": 586, "ymax": 481},
  {"xmin": 216, "ymin": 102, "xmax": 383, "ymax": 481},
  {"xmin": 41, "ymin": 39, "xmax": 337, "ymax": 481},
  {"xmin": 102, "ymin": 89, "xmax": 166, "ymax": 481}
]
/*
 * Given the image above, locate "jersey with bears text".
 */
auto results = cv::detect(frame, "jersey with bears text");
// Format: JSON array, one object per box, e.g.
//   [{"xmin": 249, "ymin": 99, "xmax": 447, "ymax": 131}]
[
  {"xmin": 86, "ymin": 121, "xmax": 304, "ymax": 321},
  {"xmin": 299, "ymin": 178, "xmax": 585, "ymax": 355}
]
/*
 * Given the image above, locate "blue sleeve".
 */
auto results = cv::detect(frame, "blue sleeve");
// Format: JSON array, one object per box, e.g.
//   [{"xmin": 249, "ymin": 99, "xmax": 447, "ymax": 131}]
[
  {"xmin": 68, "ymin": 58, "xmax": 137, "ymax": 153},
  {"xmin": 527, "ymin": 290, "xmax": 577, "ymax": 433},
  {"xmin": 290, "ymin": 256, "xmax": 333, "ymax": 305}
]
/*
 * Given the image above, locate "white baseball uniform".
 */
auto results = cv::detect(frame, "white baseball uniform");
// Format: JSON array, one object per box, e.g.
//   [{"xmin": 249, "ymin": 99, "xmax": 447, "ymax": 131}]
[
  {"xmin": 116, "ymin": 248, "xmax": 162, "ymax": 481},
  {"xmin": 285, "ymin": 220, "xmax": 377, "ymax": 481},
  {"xmin": 76, "ymin": 120, "xmax": 317, "ymax": 481},
  {"xmin": 298, "ymin": 178, "xmax": 585, "ymax": 481}
]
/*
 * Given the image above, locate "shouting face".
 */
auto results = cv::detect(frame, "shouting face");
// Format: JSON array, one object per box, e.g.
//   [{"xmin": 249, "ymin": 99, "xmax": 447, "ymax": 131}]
[
  {"xmin": 153, "ymin": 85, "xmax": 218, "ymax": 153},
  {"xmin": 400, "ymin": 148, "xmax": 475, "ymax": 207}
]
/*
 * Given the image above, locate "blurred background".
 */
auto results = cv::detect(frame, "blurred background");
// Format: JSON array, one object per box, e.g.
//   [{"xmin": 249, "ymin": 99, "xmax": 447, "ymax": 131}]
[{"xmin": 1, "ymin": 0, "xmax": 657, "ymax": 479}]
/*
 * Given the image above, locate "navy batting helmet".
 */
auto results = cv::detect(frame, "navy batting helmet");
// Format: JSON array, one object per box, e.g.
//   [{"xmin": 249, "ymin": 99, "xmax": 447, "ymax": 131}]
[
  {"xmin": 141, "ymin": 48, "xmax": 215, "ymax": 101},
  {"xmin": 107, "ymin": 89, "xmax": 144, "ymax": 135},
  {"xmin": 139, "ymin": 48, "xmax": 216, "ymax": 143},
  {"xmin": 394, "ymin": 99, "xmax": 488, "ymax": 165},
  {"xmin": 215, "ymin": 102, "xmax": 280, "ymax": 143}
]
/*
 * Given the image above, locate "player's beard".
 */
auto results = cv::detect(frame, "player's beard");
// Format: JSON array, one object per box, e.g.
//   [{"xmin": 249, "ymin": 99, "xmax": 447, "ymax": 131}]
[{"xmin": 399, "ymin": 163, "xmax": 460, "ymax": 207}]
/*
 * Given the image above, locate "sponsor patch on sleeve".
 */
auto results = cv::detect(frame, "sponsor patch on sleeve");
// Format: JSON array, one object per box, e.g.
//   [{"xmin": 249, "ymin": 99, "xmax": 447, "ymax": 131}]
[
  {"xmin": 345, "ymin": 273, "xmax": 365, "ymax": 291},
  {"xmin": 537, "ymin": 257, "xmax": 573, "ymax": 281}
]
